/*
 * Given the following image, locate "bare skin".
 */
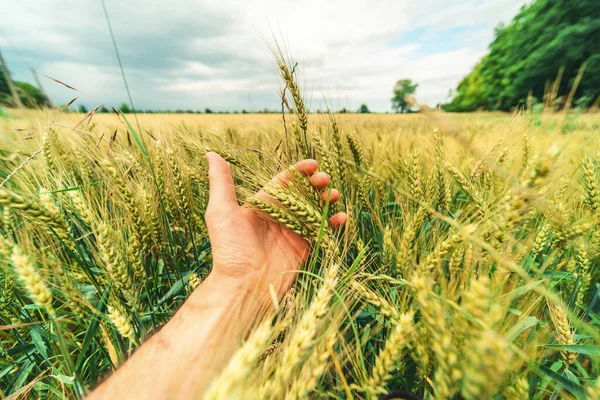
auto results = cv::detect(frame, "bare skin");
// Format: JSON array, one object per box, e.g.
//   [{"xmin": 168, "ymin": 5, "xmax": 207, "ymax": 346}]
[{"xmin": 88, "ymin": 152, "xmax": 347, "ymax": 399}]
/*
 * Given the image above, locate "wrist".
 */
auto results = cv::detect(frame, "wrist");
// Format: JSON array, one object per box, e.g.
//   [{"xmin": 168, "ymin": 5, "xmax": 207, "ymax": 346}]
[{"xmin": 187, "ymin": 271, "xmax": 265, "ymax": 329}]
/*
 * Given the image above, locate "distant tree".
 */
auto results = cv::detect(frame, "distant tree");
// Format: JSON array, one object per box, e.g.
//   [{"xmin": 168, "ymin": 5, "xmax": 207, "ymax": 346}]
[
  {"xmin": 338, "ymin": 107, "xmax": 349, "ymax": 114},
  {"xmin": 391, "ymin": 79, "xmax": 418, "ymax": 113},
  {"xmin": 118, "ymin": 102, "xmax": 132, "ymax": 113},
  {"xmin": 358, "ymin": 104, "xmax": 370, "ymax": 113},
  {"xmin": 204, "ymin": 108, "xmax": 213, "ymax": 114},
  {"xmin": 78, "ymin": 104, "xmax": 88, "ymax": 113},
  {"xmin": 241, "ymin": 109, "xmax": 248, "ymax": 114}
]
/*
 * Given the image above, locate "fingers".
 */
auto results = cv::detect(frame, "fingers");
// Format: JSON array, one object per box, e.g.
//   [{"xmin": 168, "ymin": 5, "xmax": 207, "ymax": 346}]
[
  {"xmin": 206, "ymin": 152, "xmax": 238, "ymax": 211},
  {"xmin": 254, "ymin": 159, "xmax": 346, "ymax": 230},
  {"xmin": 329, "ymin": 212, "xmax": 348, "ymax": 231},
  {"xmin": 294, "ymin": 159, "xmax": 319, "ymax": 176},
  {"xmin": 321, "ymin": 188, "xmax": 340, "ymax": 204},
  {"xmin": 260, "ymin": 160, "xmax": 342, "ymax": 205},
  {"xmin": 309, "ymin": 172, "xmax": 331, "ymax": 190},
  {"xmin": 268, "ymin": 159, "xmax": 318, "ymax": 187}
]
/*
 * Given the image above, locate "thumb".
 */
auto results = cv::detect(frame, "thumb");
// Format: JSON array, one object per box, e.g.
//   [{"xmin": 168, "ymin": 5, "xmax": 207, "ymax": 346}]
[{"xmin": 206, "ymin": 152, "xmax": 238, "ymax": 211}]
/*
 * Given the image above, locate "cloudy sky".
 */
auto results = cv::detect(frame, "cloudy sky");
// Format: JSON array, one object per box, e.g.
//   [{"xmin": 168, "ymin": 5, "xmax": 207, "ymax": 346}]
[{"xmin": 1, "ymin": 0, "xmax": 529, "ymax": 112}]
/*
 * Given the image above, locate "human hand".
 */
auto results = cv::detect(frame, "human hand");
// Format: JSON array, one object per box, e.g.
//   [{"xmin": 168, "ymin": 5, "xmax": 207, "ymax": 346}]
[
  {"xmin": 88, "ymin": 153, "xmax": 346, "ymax": 399},
  {"xmin": 202, "ymin": 152, "xmax": 347, "ymax": 310}
]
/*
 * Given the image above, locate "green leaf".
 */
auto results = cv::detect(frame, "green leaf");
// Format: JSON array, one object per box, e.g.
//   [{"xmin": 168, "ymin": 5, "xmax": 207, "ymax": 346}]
[
  {"xmin": 55, "ymin": 374, "xmax": 76, "ymax": 385},
  {"xmin": 76, "ymin": 288, "xmax": 110, "ymax": 372},
  {"xmin": 543, "ymin": 344, "xmax": 600, "ymax": 356},
  {"xmin": 343, "ymin": 245, "xmax": 368, "ymax": 283},
  {"xmin": 120, "ymin": 112, "xmax": 148, "ymax": 157},
  {"xmin": 533, "ymin": 360, "xmax": 565, "ymax": 400},
  {"xmin": 30, "ymin": 328, "xmax": 48, "ymax": 360},
  {"xmin": 588, "ymin": 311, "xmax": 600, "ymax": 326},
  {"xmin": 0, "ymin": 365, "xmax": 15, "ymax": 380},
  {"xmin": 535, "ymin": 363, "xmax": 586, "ymax": 398},
  {"xmin": 156, "ymin": 279, "xmax": 185, "ymax": 307},
  {"xmin": 13, "ymin": 360, "xmax": 34, "ymax": 392},
  {"xmin": 46, "ymin": 181, "xmax": 103, "ymax": 194},
  {"xmin": 360, "ymin": 323, "xmax": 371, "ymax": 347},
  {"xmin": 501, "ymin": 280, "xmax": 544, "ymax": 299},
  {"xmin": 563, "ymin": 369, "xmax": 580, "ymax": 385},
  {"xmin": 157, "ymin": 258, "xmax": 165, "ymax": 277},
  {"xmin": 506, "ymin": 316, "xmax": 538, "ymax": 342},
  {"xmin": 23, "ymin": 304, "xmax": 45, "ymax": 311}
]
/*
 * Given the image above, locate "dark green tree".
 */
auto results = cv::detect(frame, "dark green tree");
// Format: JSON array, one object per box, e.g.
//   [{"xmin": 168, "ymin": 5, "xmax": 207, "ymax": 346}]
[
  {"xmin": 0, "ymin": 73, "xmax": 12, "ymax": 106},
  {"xmin": 391, "ymin": 79, "xmax": 418, "ymax": 113},
  {"xmin": 358, "ymin": 104, "xmax": 370, "ymax": 113},
  {"xmin": 119, "ymin": 103, "xmax": 132, "ymax": 113},
  {"xmin": 78, "ymin": 104, "xmax": 88, "ymax": 113},
  {"xmin": 14, "ymin": 82, "xmax": 48, "ymax": 108},
  {"xmin": 1, "ymin": 78, "xmax": 48, "ymax": 108},
  {"xmin": 446, "ymin": 0, "xmax": 600, "ymax": 111}
]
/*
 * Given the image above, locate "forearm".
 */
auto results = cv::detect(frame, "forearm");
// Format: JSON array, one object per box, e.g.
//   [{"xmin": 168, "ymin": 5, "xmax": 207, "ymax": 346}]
[{"xmin": 88, "ymin": 273, "xmax": 259, "ymax": 399}]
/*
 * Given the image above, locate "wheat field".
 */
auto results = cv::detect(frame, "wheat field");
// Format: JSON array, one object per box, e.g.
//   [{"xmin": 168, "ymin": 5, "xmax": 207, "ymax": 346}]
[{"xmin": 1, "ymin": 67, "xmax": 599, "ymax": 399}]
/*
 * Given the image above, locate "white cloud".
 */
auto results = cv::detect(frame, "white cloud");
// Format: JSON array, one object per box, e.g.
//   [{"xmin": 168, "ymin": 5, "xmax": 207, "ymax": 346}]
[{"xmin": 0, "ymin": 0, "xmax": 530, "ymax": 111}]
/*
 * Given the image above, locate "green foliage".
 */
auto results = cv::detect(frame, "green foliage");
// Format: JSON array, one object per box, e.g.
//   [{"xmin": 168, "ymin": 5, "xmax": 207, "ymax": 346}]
[
  {"xmin": 446, "ymin": 0, "xmax": 600, "ymax": 112},
  {"xmin": 14, "ymin": 82, "xmax": 48, "ymax": 108},
  {"xmin": 444, "ymin": 60, "xmax": 488, "ymax": 112},
  {"xmin": 0, "ymin": 72, "xmax": 11, "ymax": 105},
  {"xmin": 118, "ymin": 103, "xmax": 132, "ymax": 113},
  {"xmin": 391, "ymin": 79, "xmax": 418, "ymax": 113},
  {"xmin": 359, "ymin": 104, "xmax": 370, "ymax": 113},
  {"xmin": 0, "ymin": 77, "xmax": 48, "ymax": 108}
]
